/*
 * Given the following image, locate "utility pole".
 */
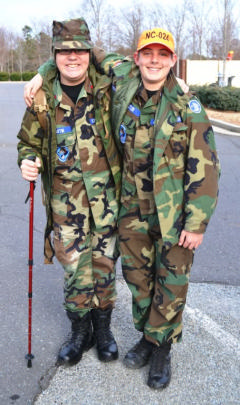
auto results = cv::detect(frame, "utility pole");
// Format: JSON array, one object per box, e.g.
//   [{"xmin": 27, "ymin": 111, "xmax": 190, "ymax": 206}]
[{"xmin": 222, "ymin": 0, "xmax": 228, "ymax": 86}]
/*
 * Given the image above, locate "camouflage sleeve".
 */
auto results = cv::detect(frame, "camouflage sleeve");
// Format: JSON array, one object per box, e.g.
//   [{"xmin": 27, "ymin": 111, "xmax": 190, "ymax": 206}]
[
  {"xmin": 38, "ymin": 58, "xmax": 56, "ymax": 77},
  {"xmin": 91, "ymin": 46, "xmax": 125, "ymax": 77},
  {"xmin": 183, "ymin": 98, "xmax": 220, "ymax": 234},
  {"xmin": 17, "ymin": 107, "xmax": 44, "ymax": 170}
]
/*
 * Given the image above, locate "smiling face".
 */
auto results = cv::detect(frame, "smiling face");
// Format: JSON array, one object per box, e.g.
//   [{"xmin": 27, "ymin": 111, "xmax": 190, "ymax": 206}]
[
  {"xmin": 134, "ymin": 44, "xmax": 177, "ymax": 91},
  {"xmin": 55, "ymin": 49, "xmax": 90, "ymax": 86}
]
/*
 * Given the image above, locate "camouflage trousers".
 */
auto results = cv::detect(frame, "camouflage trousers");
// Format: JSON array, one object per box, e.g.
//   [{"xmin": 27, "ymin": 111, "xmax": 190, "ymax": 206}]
[
  {"xmin": 118, "ymin": 203, "xmax": 194, "ymax": 345},
  {"xmin": 51, "ymin": 176, "xmax": 117, "ymax": 317}
]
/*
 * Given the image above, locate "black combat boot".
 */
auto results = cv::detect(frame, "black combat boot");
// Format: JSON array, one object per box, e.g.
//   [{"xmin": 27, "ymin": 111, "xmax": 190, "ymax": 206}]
[
  {"xmin": 91, "ymin": 307, "xmax": 118, "ymax": 362},
  {"xmin": 57, "ymin": 311, "xmax": 94, "ymax": 366},
  {"xmin": 147, "ymin": 342, "xmax": 171, "ymax": 389},
  {"xmin": 123, "ymin": 335, "xmax": 154, "ymax": 369}
]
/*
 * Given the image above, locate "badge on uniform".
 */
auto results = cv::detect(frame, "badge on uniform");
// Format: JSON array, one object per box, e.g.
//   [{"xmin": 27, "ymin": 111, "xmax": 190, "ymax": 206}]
[
  {"xmin": 56, "ymin": 126, "xmax": 72, "ymax": 134},
  {"xmin": 189, "ymin": 100, "xmax": 201, "ymax": 114},
  {"xmin": 57, "ymin": 146, "xmax": 70, "ymax": 162},
  {"xmin": 119, "ymin": 124, "xmax": 127, "ymax": 144},
  {"xmin": 128, "ymin": 103, "xmax": 141, "ymax": 117}
]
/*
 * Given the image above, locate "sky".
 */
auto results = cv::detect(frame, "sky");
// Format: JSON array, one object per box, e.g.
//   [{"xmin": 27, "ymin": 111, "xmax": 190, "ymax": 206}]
[
  {"xmin": 0, "ymin": 0, "xmax": 142, "ymax": 35},
  {"xmin": 0, "ymin": 0, "xmax": 87, "ymax": 34},
  {"xmin": 2, "ymin": 0, "xmax": 239, "ymax": 39}
]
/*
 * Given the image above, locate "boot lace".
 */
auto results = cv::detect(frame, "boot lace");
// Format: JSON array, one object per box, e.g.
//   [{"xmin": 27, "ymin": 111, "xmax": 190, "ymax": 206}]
[{"xmin": 149, "ymin": 344, "xmax": 171, "ymax": 376}]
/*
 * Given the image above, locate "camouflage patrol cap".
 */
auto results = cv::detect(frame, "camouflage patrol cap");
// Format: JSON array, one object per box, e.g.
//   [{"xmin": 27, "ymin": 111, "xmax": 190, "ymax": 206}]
[{"xmin": 52, "ymin": 18, "xmax": 93, "ymax": 52}]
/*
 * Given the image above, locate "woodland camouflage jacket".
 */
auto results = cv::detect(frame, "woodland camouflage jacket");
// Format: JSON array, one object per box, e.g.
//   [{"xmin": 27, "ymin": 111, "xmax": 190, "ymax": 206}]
[
  {"xmin": 98, "ymin": 55, "xmax": 221, "ymax": 248},
  {"xmin": 17, "ymin": 64, "xmax": 121, "ymax": 262}
]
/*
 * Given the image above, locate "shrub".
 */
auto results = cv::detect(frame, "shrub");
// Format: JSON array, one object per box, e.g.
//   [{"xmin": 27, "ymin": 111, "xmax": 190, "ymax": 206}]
[
  {"xmin": 22, "ymin": 71, "xmax": 38, "ymax": 81},
  {"xmin": 1, "ymin": 71, "xmax": 38, "ymax": 81},
  {"xmin": 0, "ymin": 72, "xmax": 10, "ymax": 81},
  {"xmin": 190, "ymin": 85, "xmax": 240, "ymax": 111},
  {"xmin": 10, "ymin": 72, "xmax": 22, "ymax": 81}
]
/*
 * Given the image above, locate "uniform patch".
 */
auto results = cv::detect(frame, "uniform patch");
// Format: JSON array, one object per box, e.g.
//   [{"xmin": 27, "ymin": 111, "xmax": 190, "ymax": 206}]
[
  {"xmin": 56, "ymin": 126, "xmax": 72, "ymax": 134},
  {"xmin": 128, "ymin": 103, "xmax": 141, "ymax": 117},
  {"xmin": 119, "ymin": 124, "xmax": 127, "ymax": 144},
  {"xmin": 57, "ymin": 146, "xmax": 70, "ymax": 162},
  {"xmin": 189, "ymin": 100, "xmax": 201, "ymax": 114}
]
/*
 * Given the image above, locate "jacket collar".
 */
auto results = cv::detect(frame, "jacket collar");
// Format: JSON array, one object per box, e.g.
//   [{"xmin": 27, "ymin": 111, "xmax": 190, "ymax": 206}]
[{"xmin": 52, "ymin": 75, "xmax": 93, "ymax": 108}]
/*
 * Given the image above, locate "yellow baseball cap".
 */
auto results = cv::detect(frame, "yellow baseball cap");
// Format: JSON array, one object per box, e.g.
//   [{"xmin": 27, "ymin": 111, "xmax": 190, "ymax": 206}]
[{"xmin": 137, "ymin": 28, "xmax": 175, "ymax": 53}]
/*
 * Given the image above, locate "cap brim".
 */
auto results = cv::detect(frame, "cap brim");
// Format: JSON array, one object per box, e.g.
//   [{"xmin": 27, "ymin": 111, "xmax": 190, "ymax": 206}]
[
  {"xmin": 53, "ymin": 40, "xmax": 93, "ymax": 50},
  {"xmin": 138, "ymin": 42, "xmax": 174, "ymax": 53}
]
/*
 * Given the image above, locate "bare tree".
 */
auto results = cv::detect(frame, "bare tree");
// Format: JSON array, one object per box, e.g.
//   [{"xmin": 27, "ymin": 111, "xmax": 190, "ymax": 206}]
[
  {"xmin": 30, "ymin": 20, "xmax": 52, "ymax": 58},
  {"xmin": 188, "ymin": 0, "xmax": 213, "ymax": 58},
  {"xmin": 102, "ymin": 17, "xmax": 120, "ymax": 52},
  {"xmin": 146, "ymin": 1, "xmax": 167, "ymax": 29},
  {"xmin": 14, "ymin": 36, "xmax": 27, "ymax": 77},
  {"xmin": 0, "ymin": 28, "xmax": 9, "ymax": 72},
  {"xmin": 213, "ymin": 0, "xmax": 239, "ymax": 82},
  {"xmin": 221, "ymin": 0, "xmax": 236, "ymax": 56},
  {"xmin": 0, "ymin": 28, "xmax": 21, "ymax": 74},
  {"xmin": 116, "ymin": 3, "xmax": 144, "ymax": 54},
  {"xmin": 7, "ymin": 31, "xmax": 17, "ymax": 73},
  {"xmin": 161, "ymin": 0, "xmax": 191, "ymax": 74},
  {"xmin": 75, "ymin": 0, "xmax": 108, "ymax": 47},
  {"xmin": 33, "ymin": 22, "xmax": 52, "ymax": 66}
]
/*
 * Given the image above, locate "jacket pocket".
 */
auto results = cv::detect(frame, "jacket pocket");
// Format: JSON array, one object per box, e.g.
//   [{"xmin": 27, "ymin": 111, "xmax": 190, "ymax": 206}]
[{"xmin": 162, "ymin": 131, "xmax": 188, "ymax": 175}]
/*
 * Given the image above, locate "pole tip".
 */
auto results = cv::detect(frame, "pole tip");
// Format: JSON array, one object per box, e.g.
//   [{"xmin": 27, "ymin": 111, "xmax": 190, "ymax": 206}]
[
  {"xmin": 27, "ymin": 359, "xmax": 32, "ymax": 368},
  {"xmin": 25, "ymin": 353, "xmax": 34, "ymax": 368}
]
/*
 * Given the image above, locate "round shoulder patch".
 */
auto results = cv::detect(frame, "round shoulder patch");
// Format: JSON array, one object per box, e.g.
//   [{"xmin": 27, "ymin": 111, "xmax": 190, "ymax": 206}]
[{"xmin": 189, "ymin": 99, "xmax": 201, "ymax": 114}]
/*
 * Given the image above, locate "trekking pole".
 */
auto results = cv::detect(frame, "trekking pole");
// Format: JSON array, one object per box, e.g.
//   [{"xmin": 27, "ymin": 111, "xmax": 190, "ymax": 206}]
[{"xmin": 25, "ymin": 180, "xmax": 35, "ymax": 368}]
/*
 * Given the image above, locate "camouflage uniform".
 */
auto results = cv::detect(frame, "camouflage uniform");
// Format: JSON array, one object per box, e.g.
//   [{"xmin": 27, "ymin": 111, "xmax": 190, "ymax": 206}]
[
  {"xmin": 96, "ymin": 56, "xmax": 220, "ymax": 345},
  {"xmin": 17, "ymin": 39, "xmax": 121, "ymax": 317}
]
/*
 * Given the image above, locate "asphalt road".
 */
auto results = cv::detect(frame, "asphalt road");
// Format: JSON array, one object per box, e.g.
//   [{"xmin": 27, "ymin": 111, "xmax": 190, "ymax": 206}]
[{"xmin": 0, "ymin": 83, "xmax": 239, "ymax": 405}]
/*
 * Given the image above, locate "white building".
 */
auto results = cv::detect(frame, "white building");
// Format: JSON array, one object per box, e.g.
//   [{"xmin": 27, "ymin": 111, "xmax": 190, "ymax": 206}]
[{"xmin": 182, "ymin": 60, "xmax": 240, "ymax": 87}]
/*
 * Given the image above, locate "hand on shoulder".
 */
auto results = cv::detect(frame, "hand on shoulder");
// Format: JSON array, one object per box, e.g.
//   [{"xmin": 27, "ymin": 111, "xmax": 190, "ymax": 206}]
[{"xmin": 24, "ymin": 74, "xmax": 43, "ymax": 107}]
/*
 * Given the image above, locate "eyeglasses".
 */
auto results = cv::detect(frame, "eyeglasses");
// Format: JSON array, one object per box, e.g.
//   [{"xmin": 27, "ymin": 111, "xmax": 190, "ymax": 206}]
[{"xmin": 56, "ymin": 49, "xmax": 89, "ymax": 56}]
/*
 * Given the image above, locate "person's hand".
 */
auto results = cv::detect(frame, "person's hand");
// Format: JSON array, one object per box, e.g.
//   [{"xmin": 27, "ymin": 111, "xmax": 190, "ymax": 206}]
[
  {"xmin": 24, "ymin": 74, "xmax": 43, "ymax": 107},
  {"xmin": 176, "ymin": 77, "xmax": 189, "ymax": 94},
  {"xmin": 20, "ymin": 157, "xmax": 41, "ymax": 181},
  {"xmin": 178, "ymin": 230, "xmax": 203, "ymax": 250}
]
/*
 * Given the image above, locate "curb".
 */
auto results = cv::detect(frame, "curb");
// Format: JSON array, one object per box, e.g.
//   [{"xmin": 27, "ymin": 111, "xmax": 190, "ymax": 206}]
[{"xmin": 210, "ymin": 118, "xmax": 240, "ymax": 133}]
